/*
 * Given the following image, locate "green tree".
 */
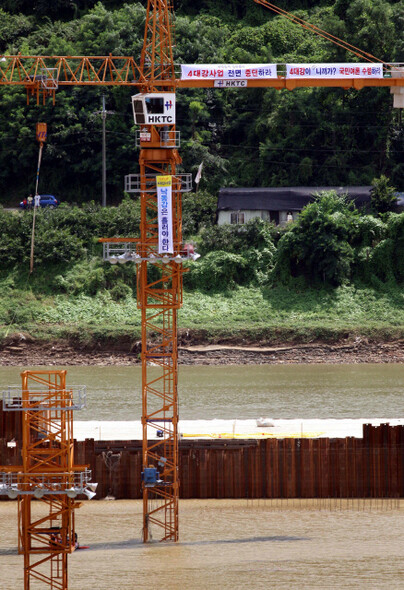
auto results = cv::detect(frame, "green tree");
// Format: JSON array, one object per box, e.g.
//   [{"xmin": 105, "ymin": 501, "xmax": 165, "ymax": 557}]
[
  {"xmin": 370, "ymin": 175, "xmax": 397, "ymax": 216},
  {"xmin": 366, "ymin": 213, "xmax": 404, "ymax": 284},
  {"xmin": 182, "ymin": 190, "xmax": 217, "ymax": 237},
  {"xmin": 272, "ymin": 191, "xmax": 358, "ymax": 286},
  {"xmin": 184, "ymin": 250, "xmax": 249, "ymax": 291}
]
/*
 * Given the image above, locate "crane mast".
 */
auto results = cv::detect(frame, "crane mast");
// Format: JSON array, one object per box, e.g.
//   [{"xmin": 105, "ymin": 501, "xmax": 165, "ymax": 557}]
[
  {"xmin": 0, "ymin": 371, "xmax": 90, "ymax": 589},
  {"xmin": 101, "ymin": 0, "xmax": 192, "ymax": 542},
  {"xmin": 135, "ymin": 0, "xmax": 186, "ymax": 542},
  {"xmin": 140, "ymin": 0, "xmax": 175, "ymax": 87}
]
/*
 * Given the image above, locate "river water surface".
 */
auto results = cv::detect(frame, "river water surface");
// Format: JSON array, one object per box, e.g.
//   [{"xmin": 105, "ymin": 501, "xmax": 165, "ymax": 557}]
[
  {"xmin": 0, "ymin": 500, "xmax": 403, "ymax": 590},
  {"xmin": 0, "ymin": 363, "xmax": 403, "ymax": 420},
  {"xmin": 0, "ymin": 364, "xmax": 403, "ymax": 588}
]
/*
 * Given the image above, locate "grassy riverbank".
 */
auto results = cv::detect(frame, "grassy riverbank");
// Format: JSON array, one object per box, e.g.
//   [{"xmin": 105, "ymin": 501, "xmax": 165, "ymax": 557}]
[
  {"xmin": 1, "ymin": 197, "xmax": 403, "ymax": 350},
  {"xmin": 1, "ymin": 281, "xmax": 403, "ymax": 347}
]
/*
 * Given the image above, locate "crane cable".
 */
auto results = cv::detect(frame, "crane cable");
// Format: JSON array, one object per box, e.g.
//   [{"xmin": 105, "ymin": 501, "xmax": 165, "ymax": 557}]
[
  {"xmin": 4, "ymin": 140, "xmax": 43, "ymax": 338},
  {"xmin": 29, "ymin": 141, "xmax": 44, "ymax": 274},
  {"xmin": 254, "ymin": 0, "xmax": 386, "ymax": 67}
]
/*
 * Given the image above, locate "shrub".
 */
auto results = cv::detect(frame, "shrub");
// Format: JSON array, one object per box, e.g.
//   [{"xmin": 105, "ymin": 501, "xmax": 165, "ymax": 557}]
[
  {"xmin": 370, "ymin": 175, "xmax": 397, "ymax": 215},
  {"xmin": 182, "ymin": 190, "xmax": 217, "ymax": 237},
  {"xmin": 109, "ymin": 281, "xmax": 132, "ymax": 301},
  {"xmin": 271, "ymin": 191, "xmax": 357, "ymax": 286},
  {"xmin": 29, "ymin": 227, "xmax": 86, "ymax": 265},
  {"xmin": 198, "ymin": 217, "xmax": 275, "ymax": 256},
  {"xmin": 184, "ymin": 250, "xmax": 248, "ymax": 291},
  {"xmin": 55, "ymin": 257, "xmax": 137, "ymax": 295},
  {"xmin": 0, "ymin": 209, "xmax": 24, "ymax": 266}
]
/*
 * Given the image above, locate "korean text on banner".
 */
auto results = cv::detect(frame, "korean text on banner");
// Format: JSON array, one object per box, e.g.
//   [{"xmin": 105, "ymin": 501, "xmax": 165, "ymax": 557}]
[
  {"xmin": 286, "ymin": 63, "xmax": 383, "ymax": 79},
  {"xmin": 157, "ymin": 175, "xmax": 173, "ymax": 255},
  {"xmin": 181, "ymin": 64, "xmax": 277, "ymax": 80}
]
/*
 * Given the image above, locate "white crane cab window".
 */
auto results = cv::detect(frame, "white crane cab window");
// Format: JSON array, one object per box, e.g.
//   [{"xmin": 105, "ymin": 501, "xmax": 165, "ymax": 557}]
[
  {"xmin": 132, "ymin": 93, "xmax": 176, "ymax": 125},
  {"xmin": 145, "ymin": 96, "xmax": 164, "ymax": 114}
]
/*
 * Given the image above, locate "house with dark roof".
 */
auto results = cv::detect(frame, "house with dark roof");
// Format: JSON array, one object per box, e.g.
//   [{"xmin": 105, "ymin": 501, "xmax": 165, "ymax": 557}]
[
  {"xmin": 217, "ymin": 186, "xmax": 373, "ymax": 226},
  {"xmin": 397, "ymin": 193, "xmax": 404, "ymax": 211}
]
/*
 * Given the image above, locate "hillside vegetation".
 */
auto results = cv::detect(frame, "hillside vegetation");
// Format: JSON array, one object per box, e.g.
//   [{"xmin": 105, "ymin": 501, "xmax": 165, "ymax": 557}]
[
  {"xmin": 0, "ymin": 1, "xmax": 403, "ymax": 347},
  {"xmin": 1, "ymin": 190, "xmax": 403, "ymax": 346},
  {"xmin": 0, "ymin": 0, "xmax": 403, "ymax": 202}
]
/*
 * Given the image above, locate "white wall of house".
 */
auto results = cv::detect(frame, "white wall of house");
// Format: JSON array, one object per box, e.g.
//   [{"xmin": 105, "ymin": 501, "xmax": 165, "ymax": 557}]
[
  {"xmin": 217, "ymin": 209, "xmax": 298, "ymax": 226},
  {"xmin": 279, "ymin": 211, "xmax": 298, "ymax": 225},
  {"xmin": 217, "ymin": 210, "xmax": 264, "ymax": 225}
]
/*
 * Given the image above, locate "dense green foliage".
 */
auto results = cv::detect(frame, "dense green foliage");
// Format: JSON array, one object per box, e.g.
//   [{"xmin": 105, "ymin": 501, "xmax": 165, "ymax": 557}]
[
  {"xmin": 0, "ymin": 188, "xmax": 403, "ymax": 342},
  {"xmin": 0, "ymin": 197, "xmax": 140, "ymax": 266},
  {"xmin": 0, "ymin": 0, "xmax": 403, "ymax": 204},
  {"xmin": 1, "ymin": 276, "xmax": 403, "ymax": 345},
  {"xmin": 0, "ymin": 2, "xmax": 403, "ymax": 344},
  {"xmin": 1, "ymin": 188, "xmax": 402, "ymax": 295},
  {"xmin": 271, "ymin": 192, "xmax": 404, "ymax": 287},
  {"xmin": 370, "ymin": 174, "xmax": 399, "ymax": 215}
]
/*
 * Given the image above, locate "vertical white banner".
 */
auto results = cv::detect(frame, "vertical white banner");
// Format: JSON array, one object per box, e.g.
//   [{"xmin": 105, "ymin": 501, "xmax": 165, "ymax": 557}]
[{"xmin": 157, "ymin": 175, "xmax": 173, "ymax": 254}]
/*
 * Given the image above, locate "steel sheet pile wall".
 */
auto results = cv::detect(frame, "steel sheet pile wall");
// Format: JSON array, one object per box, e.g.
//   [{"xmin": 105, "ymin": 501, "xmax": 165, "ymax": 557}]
[
  {"xmin": 1, "ymin": 424, "xmax": 403, "ymax": 499},
  {"xmin": 0, "ymin": 402, "xmax": 21, "ymax": 468},
  {"xmin": 0, "ymin": 401, "xmax": 22, "ymax": 443},
  {"xmin": 178, "ymin": 425, "xmax": 404, "ymax": 499}
]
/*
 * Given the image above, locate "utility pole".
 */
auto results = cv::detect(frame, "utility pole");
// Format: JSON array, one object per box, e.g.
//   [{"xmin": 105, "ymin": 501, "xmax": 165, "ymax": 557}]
[{"xmin": 102, "ymin": 95, "xmax": 107, "ymax": 207}]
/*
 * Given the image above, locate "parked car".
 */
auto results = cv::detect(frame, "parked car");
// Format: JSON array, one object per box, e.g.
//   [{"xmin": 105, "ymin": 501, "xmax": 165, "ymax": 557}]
[{"xmin": 19, "ymin": 195, "xmax": 60, "ymax": 209}]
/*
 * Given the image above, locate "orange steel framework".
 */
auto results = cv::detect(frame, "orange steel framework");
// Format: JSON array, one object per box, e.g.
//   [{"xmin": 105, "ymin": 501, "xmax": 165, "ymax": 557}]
[
  {"xmin": 136, "ymin": 0, "xmax": 181, "ymax": 543},
  {"xmin": 137, "ymin": 161, "xmax": 183, "ymax": 543},
  {"xmin": 1, "ymin": 54, "xmax": 403, "ymax": 98},
  {"xmin": 0, "ymin": 0, "xmax": 403, "ymax": 557},
  {"xmin": 99, "ymin": 0, "xmax": 186, "ymax": 543},
  {"xmin": 0, "ymin": 371, "xmax": 88, "ymax": 589}
]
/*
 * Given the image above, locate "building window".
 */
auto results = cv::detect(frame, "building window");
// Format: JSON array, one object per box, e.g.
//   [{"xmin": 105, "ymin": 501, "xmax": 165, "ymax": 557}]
[{"xmin": 230, "ymin": 212, "xmax": 245, "ymax": 224}]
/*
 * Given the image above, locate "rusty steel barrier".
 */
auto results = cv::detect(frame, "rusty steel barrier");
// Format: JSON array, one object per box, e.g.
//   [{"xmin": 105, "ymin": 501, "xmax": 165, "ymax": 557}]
[{"xmin": 1, "ymin": 423, "xmax": 403, "ymax": 500}]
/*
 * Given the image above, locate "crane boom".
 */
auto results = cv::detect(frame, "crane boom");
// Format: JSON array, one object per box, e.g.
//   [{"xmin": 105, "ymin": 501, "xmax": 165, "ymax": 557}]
[
  {"xmin": 0, "ymin": 55, "xmax": 145, "ymax": 85},
  {"xmin": 1, "ymin": 54, "xmax": 402, "ymax": 89}
]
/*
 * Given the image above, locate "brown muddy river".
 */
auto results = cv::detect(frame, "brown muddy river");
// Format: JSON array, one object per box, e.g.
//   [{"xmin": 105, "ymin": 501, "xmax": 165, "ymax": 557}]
[
  {"xmin": 1, "ymin": 364, "xmax": 403, "ymax": 420},
  {"xmin": 1, "ymin": 364, "xmax": 403, "ymax": 587},
  {"xmin": 1, "ymin": 500, "xmax": 403, "ymax": 589}
]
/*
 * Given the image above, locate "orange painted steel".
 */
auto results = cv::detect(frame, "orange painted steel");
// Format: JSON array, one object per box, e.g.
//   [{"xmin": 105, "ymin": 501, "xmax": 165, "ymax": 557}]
[
  {"xmin": 0, "ymin": 55, "xmax": 145, "ymax": 104},
  {"xmin": 0, "ymin": 371, "xmax": 86, "ymax": 589},
  {"xmin": 0, "ymin": 55, "xmax": 145, "ymax": 85},
  {"xmin": 137, "ymin": 155, "xmax": 182, "ymax": 542},
  {"xmin": 1, "ymin": 55, "xmax": 403, "ymax": 103},
  {"xmin": 178, "ymin": 77, "xmax": 404, "ymax": 89},
  {"xmin": 140, "ymin": 0, "xmax": 175, "ymax": 90},
  {"xmin": 136, "ymin": 0, "xmax": 181, "ymax": 543}
]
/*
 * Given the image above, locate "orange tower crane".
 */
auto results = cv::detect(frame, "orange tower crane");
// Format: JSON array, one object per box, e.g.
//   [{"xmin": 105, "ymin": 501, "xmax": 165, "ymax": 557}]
[
  {"xmin": 0, "ymin": 371, "xmax": 93, "ymax": 589},
  {"xmin": 133, "ymin": 0, "xmax": 184, "ymax": 544},
  {"xmin": 120, "ymin": 0, "xmax": 187, "ymax": 543},
  {"xmin": 1, "ymin": 0, "xmax": 404, "ymax": 558},
  {"xmin": 101, "ymin": 0, "xmax": 193, "ymax": 543}
]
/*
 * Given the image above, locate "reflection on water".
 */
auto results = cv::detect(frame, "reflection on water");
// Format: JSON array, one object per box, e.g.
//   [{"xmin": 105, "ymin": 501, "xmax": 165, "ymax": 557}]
[{"xmin": 0, "ymin": 363, "xmax": 403, "ymax": 420}]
